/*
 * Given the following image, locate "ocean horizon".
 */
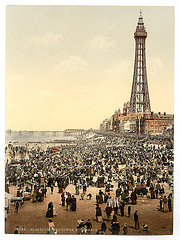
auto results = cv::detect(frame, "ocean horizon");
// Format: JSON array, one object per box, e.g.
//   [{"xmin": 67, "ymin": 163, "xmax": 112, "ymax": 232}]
[{"xmin": 5, "ymin": 130, "xmax": 76, "ymax": 144}]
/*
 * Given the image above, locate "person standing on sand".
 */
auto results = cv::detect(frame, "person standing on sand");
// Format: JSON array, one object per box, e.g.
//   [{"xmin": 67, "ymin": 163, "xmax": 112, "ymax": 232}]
[
  {"xmin": 48, "ymin": 218, "xmax": 56, "ymax": 234},
  {"xmin": 51, "ymin": 184, "xmax": 54, "ymax": 194},
  {"xmin": 66, "ymin": 193, "xmax": 71, "ymax": 211},
  {"xmin": 95, "ymin": 204, "xmax": 102, "ymax": 222},
  {"xmin": 163, "ymin": 196, "xmax": 168, "ymax": 212},
  {"xmin": 85, "ymin": 219, "xmax": 92, "ymax": 234},
  {"xmin": 159, "ymin": 197, "xmax": 163, "ymax": 211},
  {"xmin": 70, "ymin": 195, "xmax": 77, "ymax": 211},
  {"xmin": 123, "ymin": 223, "xmax": 128, "ymax": 234},
  {"xmin": 46, "ymin": 201, "xmax": 53, "ymax": 218},
  {"xmin": 168, "ymin": 196, "xmax": 172, "ymax": 212},
  {"xmin": 61, "ymin": 192, "xmax": 65, "ymax": 206},
  {"xmin": 111, "ymin": 221, "xmax": 120, "ymax": 235},
  {"xmin": 14, "ymin": 226, "xmax": 19, "ymax": 234},
  {"xmin": 120, "ymin": 201, "xmax": 125, "ymax": 216},
  {"xmin": 105, "ymin": 203, "xmax": 112, "ymax": 221},
  {"xmin": 128, "ymin": 204, "xmax": 131, "ymax": 217},
  {"xmin": 101, "ymin": 220, "xmax": 107, "ymax": 234},
  {"xmin": 113, "ymin": 197, "xmax": 119, "ymax": 214},
  {"xmin": 15, "ymin": 201, "xmax": 20, "ymax": 213},
  {"xmin": 75, "ymin": 183, "xmax": 80, "ymax": 195},
  {"xmin": 134, "ymin": 210, "xmax": 140, "ymax": 229}
]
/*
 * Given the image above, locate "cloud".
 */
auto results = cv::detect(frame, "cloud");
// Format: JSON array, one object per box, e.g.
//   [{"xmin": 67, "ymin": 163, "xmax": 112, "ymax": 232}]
[
  {"xmin": 54, "ymin": 56, "xmax": 88, "ymax": 73},
  {"xmin": 28, "ymin": 32, "xmax": 63, "ymax": 47},
  {"xmin": 85, "ymin": 35, "xmax": 115, "ymax": 50}
]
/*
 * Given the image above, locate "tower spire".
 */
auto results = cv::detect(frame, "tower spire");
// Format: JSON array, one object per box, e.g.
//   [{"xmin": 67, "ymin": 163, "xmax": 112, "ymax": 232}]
[
  {"xmin": 137, "ymin": 10, "xmax": 144, "ymax": 29},
  {"xmin": 139, "ymin": 9, "xmax": 142, "ymax": 18}
]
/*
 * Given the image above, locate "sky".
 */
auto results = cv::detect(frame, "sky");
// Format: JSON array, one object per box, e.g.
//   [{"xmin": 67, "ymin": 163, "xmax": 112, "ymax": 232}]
[{"xmin": 5, "ymin": 5, "xmax": 174, "ymax": 131}]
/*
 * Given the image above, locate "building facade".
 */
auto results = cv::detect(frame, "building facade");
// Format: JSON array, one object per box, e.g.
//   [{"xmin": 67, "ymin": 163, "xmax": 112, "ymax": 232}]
[
  {"xmin": 100, "ymin": 118, "xmax": 112, "ymax": 132},
  {"xmin": 139, "ymin": 112, "xmax": 174, "ymax": 135}
]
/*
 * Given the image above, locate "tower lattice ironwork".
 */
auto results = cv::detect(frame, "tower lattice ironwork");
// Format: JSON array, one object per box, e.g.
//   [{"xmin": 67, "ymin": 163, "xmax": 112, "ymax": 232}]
[{"xmin": 130, "ymin": 12, "xmax": 151, "ymax": 113}]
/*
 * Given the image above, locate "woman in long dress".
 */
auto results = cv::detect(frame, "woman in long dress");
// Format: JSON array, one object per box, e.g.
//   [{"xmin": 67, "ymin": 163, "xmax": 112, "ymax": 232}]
[
  {"xmin": 58, "ymin": 183, "xmax": 63, "ymax": 194},
  {"xmin": 61, "ymin": 193, "xmax": 65, "ymax": 206},
  {"xmin": 70, "ymin": 196, "xmax": 77, "ymax": 211},
  {"xmin": 46, "ymin": 201, "xmax": 53, "ymax": 217},
  {"xmin": 96, "ymin": 205, "xmax": 102, "ymax": 222},
  {"xmin": 99, "ymin": 190, "xmax": 104, "ymax": 204}
]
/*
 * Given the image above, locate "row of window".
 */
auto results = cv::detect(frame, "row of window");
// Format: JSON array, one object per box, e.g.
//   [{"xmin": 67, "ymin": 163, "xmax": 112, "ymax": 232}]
[
  {"xmin": 144, "ymin": 121, "xmax": 172, "ymax": 126},
  {"xmin": 145, "ymin": 130, "xmax": 162, "ymax": 133},
  {"xmin": 144, "ymin": 125, "xmax": 166, "ymax": 129}
]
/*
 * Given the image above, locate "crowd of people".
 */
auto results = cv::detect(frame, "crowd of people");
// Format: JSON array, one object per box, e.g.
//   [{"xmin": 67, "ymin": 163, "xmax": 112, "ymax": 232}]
[{"xmin": 5, "ymin": 132, "xmax": 174, "ymax": 234}]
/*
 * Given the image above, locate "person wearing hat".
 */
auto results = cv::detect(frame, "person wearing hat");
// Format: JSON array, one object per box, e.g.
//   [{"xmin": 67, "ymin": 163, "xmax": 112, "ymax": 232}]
[
  {"xmin": 85, "ymin": 219, "xmax": 92, "ymax": 234},
  {"xmin": 120, "ymin": 201, "xmax": 125, "ymax": 216},
  {"xmin": 104, "ymin": 192, "xmax": 109, "ymax": 203},
  {"xmin": 168, "ymin": 196, "xmax": 172, "ymax": 212},
  {"xmin": 159, "ymin": 197, "xmax": 163, "ymax": 211},
  {"xmin": 123, "ymin": 223, "xmax": 128, "ymax": 234},
  {"xmin": 163, "ymin": 196, "xmax": 168, "ymax": 212},
  {"xmin": 15, "ymin": 201, "xmax": 20, "ymax": 213},
  {"xmin": 14, "ymin": 226, "xmax": 19, "ymax": 234},
  {"xmin": 70, "ymin": 195, "xmax": 77, "ymax": 211},
  {"xmin": 131, "ymin": 190, "xmax": 137, "ymax": 205},
  {"xmin": 106, "ymin": 203, "xmax": 112, "ymax": 222},
  {"xmin": 99, "ymin": 190, "xmax": 104, "ymax": 204},
  {"xmin": 77, "ymin": 219, "xmax": 85, "ymax": 234},
  {"xmin": 113, "ymin": 197, "xmax": 119, "ymax": 215},
  {"xmin": 110, "ymin": 220, "xmax": 120, "ymax": 235},
  {"xmin": 46, "ymin": 201, "xmax": 53, "ymax": 218},
  {"xmin": 66, "ymin": 193, "xmax": 71, "ymax": 211},
  {"xmin": 96, "ymin": 204, "xmax": 102, "ymax": 222},
  {"xmin": 48, "ymin": 218, "xmax": 56, "ymax": 234},
  {"xmin": 128, "ymin": 204, "xmax": 131, "ymax": 217},
  {"xmin": 61, "ymin": 192, "xmax": 65, "ymax": 206},
  {"xmin": 112, "ymin": 214, "xmax": 117, "ymax": 223},
  {"xmin": 107, "ymin": 196, "xmax": 113, "ymax": 207},
  {"xmin": 134, "ymin": 210, "xmax": 140, "ymax": 229},
  {"xmin": 101, "ymin": 220, "xmax": 107, "ymax": 234}
]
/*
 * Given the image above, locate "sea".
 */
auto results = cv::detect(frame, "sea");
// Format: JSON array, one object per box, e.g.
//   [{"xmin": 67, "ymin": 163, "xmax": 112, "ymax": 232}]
[{"xmin": 5, "ymin": 131, "xmax": 76, "ymax": 144}]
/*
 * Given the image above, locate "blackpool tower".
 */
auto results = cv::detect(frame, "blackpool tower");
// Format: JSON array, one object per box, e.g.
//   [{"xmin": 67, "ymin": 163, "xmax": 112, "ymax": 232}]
[{"xmin": 130, "ymin": 12, "xmax": 151, "ymax": 113}]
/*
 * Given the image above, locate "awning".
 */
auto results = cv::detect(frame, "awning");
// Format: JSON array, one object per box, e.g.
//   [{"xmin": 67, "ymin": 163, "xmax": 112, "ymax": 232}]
[{"xmin": 26, "ymin": 180, "xmax": 34, "ymax": 185}]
